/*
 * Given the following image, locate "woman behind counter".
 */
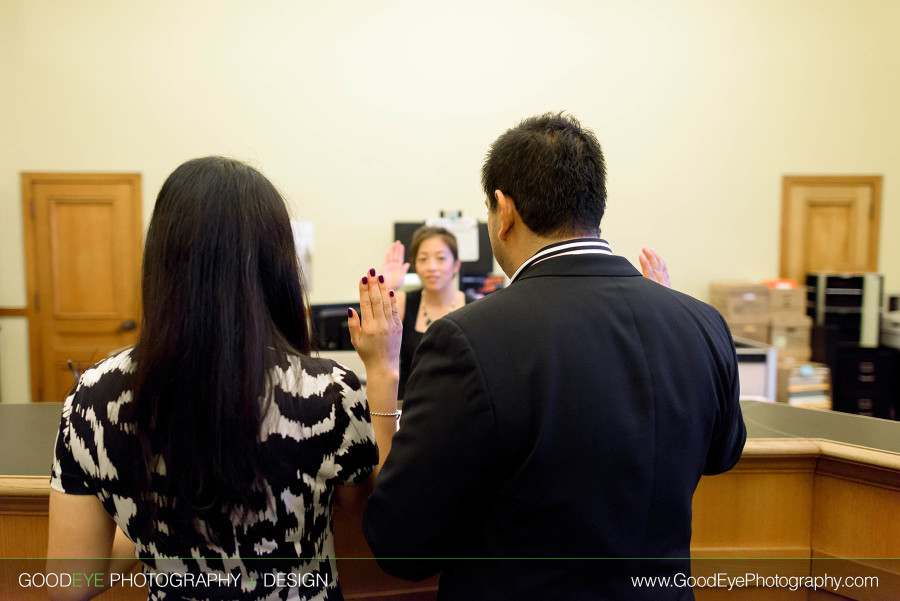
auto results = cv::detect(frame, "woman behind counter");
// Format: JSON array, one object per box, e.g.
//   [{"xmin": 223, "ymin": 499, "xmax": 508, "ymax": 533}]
[
  {"xmin": 46, "ymin": 156, "xmax": 401, "ymax": 601},
  {"xmin": 381, "ymin": 227, "xmax": 476, "ymax": 399}
]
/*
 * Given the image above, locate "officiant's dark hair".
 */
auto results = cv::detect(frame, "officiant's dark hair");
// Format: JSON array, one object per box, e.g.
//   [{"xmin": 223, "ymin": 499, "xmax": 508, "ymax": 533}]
[{"xmin": 409, "ymin": 226, "xmax": 458, "ymax": 263}]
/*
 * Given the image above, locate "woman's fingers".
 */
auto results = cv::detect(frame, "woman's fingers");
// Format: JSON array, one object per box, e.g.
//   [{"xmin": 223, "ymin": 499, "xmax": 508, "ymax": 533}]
[
  {"xmin": 389, "ymin": 288, "xmax": 400, "ymax": 325},
  {"xmin": 385, "ymin": 241, "xmax": 402, "ymax": 266},
  {"xmin": 347, "ymin": 307, "xmax": 361, "ymax": 347},
  {"xmin": 350, "ymin": 268, "xmax": 402, "ymax": 370},
  {"xmin": 358, "ymin": 268, "xmax": 396, "ymax": 327},
  {"xmin": 380, "ymin": 241, "xmax": 410, "ymax": 291},
  {"xmin": 366, "ymin": 268, "xmax": 385, "ymax": 321},
  {"xmin": 359, "ymin": 270, "xmax": 375, "ymax": 319},
  {"xmin": 376, "ymin": 274, "xmax": 393, "ymax": 321}
]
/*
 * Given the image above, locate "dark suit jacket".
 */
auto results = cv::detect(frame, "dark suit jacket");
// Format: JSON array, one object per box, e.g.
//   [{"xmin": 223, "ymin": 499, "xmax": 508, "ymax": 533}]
[{"xmin": 364, "ymin": 240, "xmax": 746, "ymax": 600}]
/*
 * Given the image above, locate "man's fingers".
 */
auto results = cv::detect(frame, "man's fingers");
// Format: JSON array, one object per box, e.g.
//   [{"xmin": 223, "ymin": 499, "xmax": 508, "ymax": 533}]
[
  {"xmin": 651, "ymin": 248, "xmax": 662, "ymax": 273},
  {"xmin": 639, "ymin": 246, "xmax": 671, "ymax": 288},
  {"xmin": 639, "ymin": 251, "xmax": 654, "ymax": 279}
]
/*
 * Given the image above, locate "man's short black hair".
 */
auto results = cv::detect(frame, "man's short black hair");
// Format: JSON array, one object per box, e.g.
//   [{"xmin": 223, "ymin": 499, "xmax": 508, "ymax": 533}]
[{"xmin": 481, "ymin": 112, "xmax": 607, "ymax": 236}]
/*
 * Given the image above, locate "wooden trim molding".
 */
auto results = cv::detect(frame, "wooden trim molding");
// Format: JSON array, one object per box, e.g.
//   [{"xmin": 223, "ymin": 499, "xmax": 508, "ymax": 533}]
[
  {"xmin": 0, "ymin": 308, "xmax": 29, "ymax": 317},
  {"xmin": 22, "ymin": 173, "xmax": 41, "ymax": 404},
  {"xmin": 0, "ymin": 476, "xmax": 50, "ymax": 516}
]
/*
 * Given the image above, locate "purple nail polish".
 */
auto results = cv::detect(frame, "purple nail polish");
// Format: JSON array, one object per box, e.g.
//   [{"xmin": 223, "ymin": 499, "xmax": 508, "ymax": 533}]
[
  {"xmin": 389, "ymin": 290, "xmax": 395, "ymax": 297},
  {"xmin": 369, "ymin": 268, "xmax": 376, "ymax": 277},
  {"xmin": 362, "ymin": 276, "xmax": 368, "ymax": 285},
  {"xmin": 347, "ymin": 308, "xmax": 353, "ymax": 317},
  {"xmin": 378, "ymin": 274, "xmax": 384, "ymax": 284}
]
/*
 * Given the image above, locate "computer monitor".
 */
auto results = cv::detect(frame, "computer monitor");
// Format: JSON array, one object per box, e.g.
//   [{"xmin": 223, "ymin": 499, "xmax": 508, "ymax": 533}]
[{"xmin": 310, "ymin": 303, "xmax": 360, "ymax": 351}]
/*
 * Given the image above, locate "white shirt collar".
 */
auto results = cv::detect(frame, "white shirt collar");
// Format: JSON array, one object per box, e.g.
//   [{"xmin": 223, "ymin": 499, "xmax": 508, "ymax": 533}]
[{"xmin": 509, "ymin": 238, "xmax": 612, "ymax": 283}]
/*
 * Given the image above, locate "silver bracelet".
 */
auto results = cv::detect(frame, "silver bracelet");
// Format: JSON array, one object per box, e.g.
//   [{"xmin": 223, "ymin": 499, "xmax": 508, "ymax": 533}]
[{"xmin": 371, "ymin": 411, "xmax": 401, "ymax": 419}]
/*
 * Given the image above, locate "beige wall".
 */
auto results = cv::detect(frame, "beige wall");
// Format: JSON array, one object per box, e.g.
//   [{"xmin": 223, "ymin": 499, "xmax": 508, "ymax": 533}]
[{"xmin": 2, "ymin": 0, "xmax": 899, "ymax": 402}]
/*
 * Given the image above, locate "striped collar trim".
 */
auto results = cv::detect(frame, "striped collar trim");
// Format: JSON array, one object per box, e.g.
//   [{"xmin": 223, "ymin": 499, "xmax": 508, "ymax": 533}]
[{"xmin": 510, "ymin": 238, "xmax": 613, "ymax": 283}]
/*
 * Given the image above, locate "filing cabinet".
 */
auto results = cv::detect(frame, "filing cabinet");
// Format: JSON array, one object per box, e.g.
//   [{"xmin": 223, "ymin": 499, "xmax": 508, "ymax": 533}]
[{"xmin": 832, "ymin": 345, "xmax": 899, "ymax": 419}]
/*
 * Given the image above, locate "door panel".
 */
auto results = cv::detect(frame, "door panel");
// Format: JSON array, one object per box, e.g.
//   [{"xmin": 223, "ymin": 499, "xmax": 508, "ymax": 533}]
[
  {"xmin": 50, "ymin": 199, "xmax": 120, "ymax": 315},
  {"xmin": 805, "ymin": 202, "xmax": 854, "ymax": 272},
  {"xmin": 780, "ymin": 176, "xmax": 881, "ymax": 285},
  {"xmin": 23, "ymin": 174, "xmax": 142, "ymax": 403}
]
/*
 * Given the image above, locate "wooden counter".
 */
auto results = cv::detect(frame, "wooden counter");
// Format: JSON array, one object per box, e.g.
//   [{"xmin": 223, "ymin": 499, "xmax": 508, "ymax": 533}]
[
  {"xmin": 691, "ymin": 438, "xmax": 900, "ymax": 600},
  {"xmin": 3, "ymin": 401, "xmax": 899, "ymax": 599}
]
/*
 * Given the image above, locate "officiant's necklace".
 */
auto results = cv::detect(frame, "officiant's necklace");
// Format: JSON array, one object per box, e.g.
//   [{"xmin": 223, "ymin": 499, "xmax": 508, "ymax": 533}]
[{"xmin": 422, "ymin": 301, "xmax": 458, "ymax": 326}]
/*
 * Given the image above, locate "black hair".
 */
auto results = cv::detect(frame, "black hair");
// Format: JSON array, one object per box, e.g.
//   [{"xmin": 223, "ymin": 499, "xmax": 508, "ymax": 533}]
[
  {"xmin": 132, "ymin": 156, "xmax": 312, "ymax": 541},
  {"xmin": 481, "ymin": 112, "xmax": 607, "ymax": 236}
]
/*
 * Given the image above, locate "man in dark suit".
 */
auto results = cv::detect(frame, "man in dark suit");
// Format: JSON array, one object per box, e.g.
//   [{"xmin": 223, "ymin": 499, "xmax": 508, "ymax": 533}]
[{"xmin": 363, "ymin": 113, "xmax": 746, "ymax": 599}]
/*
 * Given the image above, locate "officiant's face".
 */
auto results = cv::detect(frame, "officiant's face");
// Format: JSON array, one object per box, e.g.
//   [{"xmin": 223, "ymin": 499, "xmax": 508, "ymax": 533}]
[{"xmin": 415, "ymin": 237, "xmax": 460, "ymax": 292}]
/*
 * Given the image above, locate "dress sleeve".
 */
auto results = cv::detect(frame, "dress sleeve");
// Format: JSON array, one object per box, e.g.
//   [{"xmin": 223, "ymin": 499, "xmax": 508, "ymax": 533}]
[
  {"xmin": 333, "ymin": 365, "xmax": 379, "ymax": 485},
  {"xmin": 49, "ymin": 388, "xmax": 95, "ymax": 495}
]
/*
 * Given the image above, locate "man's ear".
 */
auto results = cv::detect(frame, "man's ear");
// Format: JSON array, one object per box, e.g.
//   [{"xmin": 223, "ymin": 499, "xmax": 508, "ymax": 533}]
[{"xmin": 494, "ymin": 190, "xmax": 516, "ymax": 241}]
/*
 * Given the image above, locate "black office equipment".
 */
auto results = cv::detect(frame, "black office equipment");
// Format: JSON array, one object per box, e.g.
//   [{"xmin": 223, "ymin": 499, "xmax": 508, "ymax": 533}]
[
  {"xmin": 310, "ymin": 303, "xmax": 361, "ymax": 351},
  {"xmin": 806, "ymin": 272, "xmax": 883, "ymax": 347},
  {"xmin": 831, "ymin": 345, "xmax": 899, "ymax": 420}
]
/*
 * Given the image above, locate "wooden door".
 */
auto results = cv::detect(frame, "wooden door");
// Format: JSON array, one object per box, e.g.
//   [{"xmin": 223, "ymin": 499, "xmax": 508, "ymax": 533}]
[
  {"xmin": 780, "ymin": 176, "xmax": 882, "ymax": 284},
  {"xmin": 22, "ymin": 174, "xmax": 143, "ymax": 403}
]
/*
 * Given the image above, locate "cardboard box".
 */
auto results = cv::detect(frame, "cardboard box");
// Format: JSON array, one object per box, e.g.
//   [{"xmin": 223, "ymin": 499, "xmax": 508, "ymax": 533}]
[
  {"xmin": 769, "ymin": 315, "xmax": 812, "ymax": 350},
  {"xmin": 729, "ymin": 321, "xmax": 769, "ymax": 344},
  {"xmin": 776, "ymin": 360, "xmax": 830, "ymax": 405},
  {"xmin": 710, "ymin": 282, "xmax": 770, "ymax": 323},
  {"xmin": 768, "ymin": 288, "xmax": 807, "ymax": 316},
  {"xmin": 777, "ymin": 346, "xmax": 812, "ymax": 362}
]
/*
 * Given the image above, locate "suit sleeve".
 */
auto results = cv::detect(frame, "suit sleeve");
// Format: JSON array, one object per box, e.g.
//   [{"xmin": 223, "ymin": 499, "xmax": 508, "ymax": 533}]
[
  {"xmin": 703, "ymin": 314, "xmax": 747, "ymax": 475},
  {"xmin": 363, "ymin": 317, "xmax": 497, "ymax": 580}
]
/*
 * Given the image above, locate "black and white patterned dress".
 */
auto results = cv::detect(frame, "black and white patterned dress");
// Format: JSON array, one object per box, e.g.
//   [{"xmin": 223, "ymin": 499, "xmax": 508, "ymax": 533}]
[{"xmin": 50, "ymin": 348, "xmax": 377, "ymax": 601}]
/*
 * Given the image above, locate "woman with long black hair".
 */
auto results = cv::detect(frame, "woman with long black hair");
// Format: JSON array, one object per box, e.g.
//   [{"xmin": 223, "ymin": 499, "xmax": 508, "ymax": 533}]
[{"xmin": 46, "ymin": 156, "xmax": 401, "ymax": 601}]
